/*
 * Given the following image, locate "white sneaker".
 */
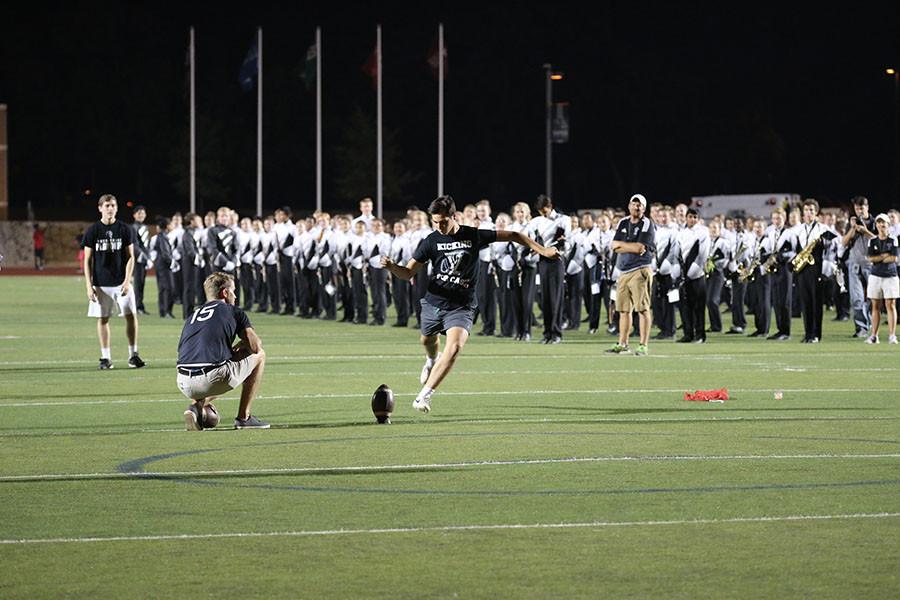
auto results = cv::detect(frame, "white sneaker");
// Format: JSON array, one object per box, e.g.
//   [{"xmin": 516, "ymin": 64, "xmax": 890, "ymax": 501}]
[
  {"xmin": 412, "ymin": 396, "xmax": 432, "ymax": 414},
  {"xmin": 889, "ymin": 335, "xmax": 898, "ymax": 345},
  {"xmin": 865, "ymin": 334, "xmax": 879, "ymax": 345}
]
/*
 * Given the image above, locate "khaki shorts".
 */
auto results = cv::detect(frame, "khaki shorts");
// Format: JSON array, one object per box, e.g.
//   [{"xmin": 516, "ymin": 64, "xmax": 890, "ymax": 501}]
[
  {"xmin": 616, "ymin": 267, "xmax": 653, "ymax": 312},
  {"xmin": 867, "ymin": 275, "xmax": 900, "ymax": 300},
  {"xmin": 87, "ymin": 285, "xmax": 137, "ymax": 318},
  {"xmin": 176, "ymin": 353, "xmax": 261, "ymax": 401}
]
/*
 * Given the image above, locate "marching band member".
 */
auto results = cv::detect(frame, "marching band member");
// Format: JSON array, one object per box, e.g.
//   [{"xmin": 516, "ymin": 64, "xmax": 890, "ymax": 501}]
[
  {"xmin": 746, "ymin": 220, "xmax": 772, "ymax": 338},
  {"xmin": 273, "ymin": 207, "xmax": 296, "ymax": 315},
  {"xmin": 705, "ymin": 221, "xmax": 730, "ymax": 334},
  {"xmin": 795, "ymin": 199, "xmax": 837, "ymax": 343},
  {"xmin": 676, "ymin": 208, "xmax": 710, "ymax": 343},
  {"xmin": 513, "ymin": 202, "xmax": 537, "ymax": 341},
  {"xmin": 564, "ymin": 214, "xmax": 586, "ymax": 331},
  {"xmin": 236, "ymin": 217, "xmax": 256, "ymax": 311},
  {"xmin": 365, "ymin": 218, "xmax": 392, "ymax": 325},
  {"xmin": 652, "ymin": 206, "xmax": 680, "ymax": 340},
  {"xmin": 390, "ymin": 220, "xmax": 412, "ymax": 327},
  {"xmin": 475, "ymin": 200, "xmax": 497, "ymax": 336},
  {"xmin": 526, "ymin": 195, "xmax": 571, "ymax": 344},
  {"xmin": 764, "ymin": 208, "xmax": 797, "ymax": 340}
]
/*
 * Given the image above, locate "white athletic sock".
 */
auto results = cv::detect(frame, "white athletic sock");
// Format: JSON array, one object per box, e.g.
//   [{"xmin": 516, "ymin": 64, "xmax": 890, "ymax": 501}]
[
  {"xmin": 101, "ymin": 347, "xmax": 111, "ymax": 360},
  {"xmin": 425, "ymin": 351, "xmax": 441, "ymax": 367},
  {"xmin": 417, "ymin": 386, "xmax": 434, "ymax": 401},
  {"xmin": 128, "ymin": 345, "xmax": 137, "ymax": 357}
]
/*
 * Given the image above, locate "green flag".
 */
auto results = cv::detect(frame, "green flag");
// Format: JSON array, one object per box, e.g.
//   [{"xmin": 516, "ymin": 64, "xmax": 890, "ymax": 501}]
[{"xmin": 300, "ymin": 42, "xmax": 316, "ymax": 91}]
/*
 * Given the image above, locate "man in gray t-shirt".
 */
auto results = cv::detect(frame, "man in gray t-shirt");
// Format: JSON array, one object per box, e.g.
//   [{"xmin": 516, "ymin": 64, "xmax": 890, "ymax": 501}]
[{"xmin": 842, "ymin": 196, "xmax": 876, "ymax": 336}]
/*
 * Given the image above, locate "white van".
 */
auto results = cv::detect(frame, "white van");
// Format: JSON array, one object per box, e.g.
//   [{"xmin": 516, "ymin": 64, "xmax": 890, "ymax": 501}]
[{"xmin": 690, "ymin": 194, "xmax": 800, "ymax": 220}]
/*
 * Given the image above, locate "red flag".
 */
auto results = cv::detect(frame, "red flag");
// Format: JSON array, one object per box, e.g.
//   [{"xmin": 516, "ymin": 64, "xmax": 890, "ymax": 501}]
[
  {"xmin": 361, "ymin": 46, "xmax": 378, "ymax": 88},
  {"xmin": 427, "ymin": 37, "xmax": 447, "ymax": 79}
]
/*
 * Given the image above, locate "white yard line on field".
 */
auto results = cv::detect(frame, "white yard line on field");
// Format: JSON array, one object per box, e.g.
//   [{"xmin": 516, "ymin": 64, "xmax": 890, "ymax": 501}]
[
  {"xmin": 2, "ymin": 512, "xmax": 899, "ymax": 545},
  {"xmin": 2, "ymin": 453, "xmax": 899, "ymax": 483},
  {"xmin": 2, "ymin": 387, "xmax": 900, "ymax": 408},
  {"xmin": 0, "ymin": 351, "xmax": 892, "ymax": 367}
]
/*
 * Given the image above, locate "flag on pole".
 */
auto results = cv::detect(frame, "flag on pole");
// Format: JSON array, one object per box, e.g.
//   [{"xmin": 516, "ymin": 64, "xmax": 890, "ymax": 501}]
[
  {"xmin": 239, "ymin": 37, "xmax": 259, "ymax": 92},
  {"xmin": 300, "ymin": 41, "xmax": 317, "ymax": 91},
  {"xmin": 427, "ymin": 36, "xmax": 447, "ymax": 79},
  {"xmin": 362, "ymin": 46, "xmax": 378, "ymax": 88}
]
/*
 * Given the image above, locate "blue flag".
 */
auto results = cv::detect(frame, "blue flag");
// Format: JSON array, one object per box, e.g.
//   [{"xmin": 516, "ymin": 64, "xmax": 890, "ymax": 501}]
[{"xmin": 239, "ymin": 37, "xmax": 259, "ymax": 92}]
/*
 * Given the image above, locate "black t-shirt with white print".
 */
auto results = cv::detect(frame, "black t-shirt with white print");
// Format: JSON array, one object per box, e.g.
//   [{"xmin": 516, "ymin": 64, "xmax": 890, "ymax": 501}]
[
  {"xmin": 412, "ymin": 225, "xmax": 497, "ymax": 309},
  {"xmin": 82, "ymin": 220, "xmax": 134, "ymax": 286},
  {"xmin": 177, "ymin": 301, "xmax": 252, "ymax": 366}
]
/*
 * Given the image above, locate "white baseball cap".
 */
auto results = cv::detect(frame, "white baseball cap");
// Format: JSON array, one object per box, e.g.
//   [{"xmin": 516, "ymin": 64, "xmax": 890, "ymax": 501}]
[
  {"xmin": 875, "ymin": 213, "xmax": 890, "ymax": 224},
  {"xmin": 630, "ymin": 194, "xmax": 647, "ymax": 208}
]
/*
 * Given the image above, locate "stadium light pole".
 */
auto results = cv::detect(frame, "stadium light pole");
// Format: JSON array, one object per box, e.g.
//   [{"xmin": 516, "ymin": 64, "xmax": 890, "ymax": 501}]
[
  {"xmin": 543, "ymin": 65, "xmax": 563, "ymax": 198},
  {"xmin": 888, "ymin": 68, "xmax": 899, "ymax": 202}
]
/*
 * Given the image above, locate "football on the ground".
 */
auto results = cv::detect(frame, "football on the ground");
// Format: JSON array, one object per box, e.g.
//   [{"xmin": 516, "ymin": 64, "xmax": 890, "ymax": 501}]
[
  {"xmin": 371, "ymin": 384, "xmax": 394, "ymax": 424},
  {"xmin": 200, "ymin": 403, "xmax": 220, "ymax": 429}
]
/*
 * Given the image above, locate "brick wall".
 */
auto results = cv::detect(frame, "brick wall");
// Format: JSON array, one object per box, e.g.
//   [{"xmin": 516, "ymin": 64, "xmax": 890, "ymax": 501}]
[{"xmin": 0, "ymin": 221, "xmax": 91, "ymax": 267}]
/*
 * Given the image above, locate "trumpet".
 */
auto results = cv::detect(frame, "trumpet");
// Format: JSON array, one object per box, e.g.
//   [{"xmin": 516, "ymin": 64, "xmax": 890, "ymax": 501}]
[{"xmin": 791, "ymin": 236, "xmax": 819, "ymax": 272}]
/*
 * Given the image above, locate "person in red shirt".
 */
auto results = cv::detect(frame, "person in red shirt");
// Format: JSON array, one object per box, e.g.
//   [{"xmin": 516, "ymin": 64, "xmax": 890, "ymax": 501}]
[{"xmin": 33, "ymin": 224, "xmax": 45, "ymax": 270}]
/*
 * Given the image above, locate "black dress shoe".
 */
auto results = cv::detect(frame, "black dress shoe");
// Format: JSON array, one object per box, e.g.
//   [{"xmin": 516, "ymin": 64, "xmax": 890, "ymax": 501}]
[
  {"xmin": 747, "ymin": 331, "xmax": 764, "ymax": 338},
  {"xmin": 725, "ymin": 327, "xmax": 744, "ymax": 334},
  {"xmin": 776, "ymin": 334, "xmax": 790, "ymax": 341},
  {"xmin": 766, "ymin": 333, "xmax": 781, "ymax": 340},
  {"xmin": 549, "ymin": 336, "xmax": 562, "ymax": 344},
  {"xmin": 676, "ymin": 336, "xmax": 693, "ymax": 343},
  {"xmin": 392, "ymin": 322, "xmax": 407, "ymax": 327},
  {"xmin": 692, "ymin": 338, "xmax": 706, "ymax": 344}
]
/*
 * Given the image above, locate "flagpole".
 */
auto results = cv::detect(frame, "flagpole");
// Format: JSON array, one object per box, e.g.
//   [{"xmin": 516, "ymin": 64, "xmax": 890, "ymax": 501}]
[
  {"xmin": 256, "ymin": 27, "xmax": 263, "ymax": 217},
  {"xmin": 438, "ymin": 23, "xmax": 444, "ymax": 197},
  {"xmin": 315, "ymin": 26, "xmax": 322, "ymax": 213},
  {"xmin": 189, "ymin": 27, "xmax": 196, "ymax": 214},
  {"xmin": 376, "ymin": 24, "xmax": 383, "ymax": 219}
]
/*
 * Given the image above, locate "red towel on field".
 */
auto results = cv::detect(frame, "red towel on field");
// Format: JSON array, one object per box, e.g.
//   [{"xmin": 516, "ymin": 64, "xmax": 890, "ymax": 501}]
[{"xmin": 684, "ymin": 388, "xmax": 729, "ymax": 402}]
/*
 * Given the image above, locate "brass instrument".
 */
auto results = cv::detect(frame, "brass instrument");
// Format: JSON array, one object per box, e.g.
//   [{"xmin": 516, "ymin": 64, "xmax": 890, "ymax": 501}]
[
  {"xmin": 738, "ymin": 256, "xmax": 760, "ymax": 283},
  {"xmin": 791, "ymin": 236, "xmax": 819, "ymax": 272},
  {"xmin": 762, "ymin": 253, "xmax": 778, "ymax": 274}
]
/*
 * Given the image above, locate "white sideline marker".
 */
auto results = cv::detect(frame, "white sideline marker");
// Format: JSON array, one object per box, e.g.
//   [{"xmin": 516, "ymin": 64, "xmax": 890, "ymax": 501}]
[
  {"xmin": 2, "ymin": 512, "xmax": 899, "ymax": 545},
  {"xmin": 2, "ymin": 452, "xmax": 899, "ymax": 482}
]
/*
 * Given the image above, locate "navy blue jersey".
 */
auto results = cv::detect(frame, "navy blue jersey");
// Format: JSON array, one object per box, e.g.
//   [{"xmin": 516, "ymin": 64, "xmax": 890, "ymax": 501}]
[
  {"xmin": 613, "ymin": 216, "xmax": 656, "ymax": 274},
  {"xmin": 177, "ymin": 301, "xmax": 252, "ymax": 366},
  {"xmin": 868, "ymin": 236, "xmax": 899, "ymax": 278},
  {"xmin": 412, "ymin": 225, "xmax": 497, "ymax": 309}
]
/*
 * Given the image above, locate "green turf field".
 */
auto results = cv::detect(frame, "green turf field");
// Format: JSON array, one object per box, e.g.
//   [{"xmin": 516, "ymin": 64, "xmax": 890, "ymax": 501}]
[{"xmin": 1, "ymin": 275, "xmax": 898, "ymax": 598}]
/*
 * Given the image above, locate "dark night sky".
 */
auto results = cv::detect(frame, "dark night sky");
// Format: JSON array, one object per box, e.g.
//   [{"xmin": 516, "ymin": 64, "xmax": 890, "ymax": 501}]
[{"xmin": 2, "ymin": 2, "xmax": 900, "ymax": 220}]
